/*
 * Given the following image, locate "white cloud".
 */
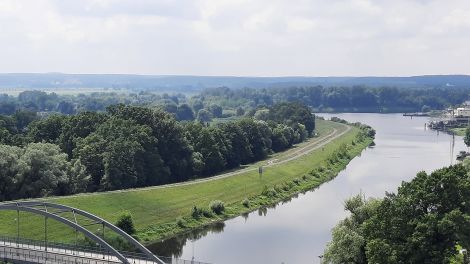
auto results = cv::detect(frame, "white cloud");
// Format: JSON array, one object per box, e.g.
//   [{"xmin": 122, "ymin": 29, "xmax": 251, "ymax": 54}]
[{"xmin": 0, "ymin": 0, "xmax": 469, "ymax": 76}]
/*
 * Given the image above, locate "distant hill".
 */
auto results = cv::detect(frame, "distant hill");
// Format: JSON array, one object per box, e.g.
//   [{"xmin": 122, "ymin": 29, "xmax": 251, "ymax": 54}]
[{"xmin": 0, "ymin": 73, "xmax": 470, "ymax": 92}]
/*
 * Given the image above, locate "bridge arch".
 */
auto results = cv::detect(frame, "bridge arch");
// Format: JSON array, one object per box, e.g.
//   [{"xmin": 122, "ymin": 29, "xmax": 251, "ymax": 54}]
[{"xmin": 0, "ymin": 202, "xmax": 164, "ymax": 264}]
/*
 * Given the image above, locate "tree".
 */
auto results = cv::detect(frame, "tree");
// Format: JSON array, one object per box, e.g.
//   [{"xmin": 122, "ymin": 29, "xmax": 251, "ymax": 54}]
[
  {"xmin": 237, "ymin": 119, "xmax": 272, "ymax": 161},
  {"xmin": 363, "ymin": 165, "xmax": 470, "ymax": 263},
  {"xmin": 184, "ymin": 123, "xmax": 227, "ymax": 175},
  {"xmin": 27, "ymin": 114, "xmax": 66, "ymax": 143},
  {"xmin": 197, "ymin": 109, "xmax": 212, "ymax": 123},
  {"xmin": 59, "ymin": 111, "xmax": 106, "ymax": 158},
  {"xmin": 15, "ymin": 143, "xmax": 70, "ymax": 199},
  {"xmin": 323, "ymin": 194, "xmax": 380, "ymax": 264},
  {"xmin": 115, "ymin": 211, "xmax": 136, "ymax": 235},
  {"xmin": 218, "ymin": 122, "xmax": 253, "ymax": 166},
  {"xmin": 76, "ymin": 117, "xmax": 168, "ymax": 191},
  {"xmin": 106, "ymin": 104, "xmax": 192, "ymax": 183},
  {"xmin": 209, "ymin": 104, "xmax": 223, "ymax": 118},
  {"xmin": 57, "ymin": 101, "xmax": 75, "ymax": 114},
  {"xmin": 465, "ymin": 126, "xmax": 470, "ymax": 147},
  {"xmin": 269, "ymin": 102, "xmax": 315, "ymax": 136},
  {"xmin": 271, "ymin": 124, "xmax": 292, "ymax": 152},
  {"xmin": 0, "ymin": 145, "xmax": 23, "ymax": 201},
  {"xmin": 191, "ymin": 99, "xmax": 204, "ymax": 113},
  {"xmin": 13, "ymin": 110, "xmax": 37, "ymax": 131},
  {"xmin": 176, "ymin": 104, "xmax": 195, "ymax": 121}
]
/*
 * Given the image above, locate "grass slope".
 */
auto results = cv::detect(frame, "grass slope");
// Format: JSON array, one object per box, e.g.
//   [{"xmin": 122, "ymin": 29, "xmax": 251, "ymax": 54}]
[{"xmin": 0, "ymin": 120, "xmax": 371, "ymax": 246}]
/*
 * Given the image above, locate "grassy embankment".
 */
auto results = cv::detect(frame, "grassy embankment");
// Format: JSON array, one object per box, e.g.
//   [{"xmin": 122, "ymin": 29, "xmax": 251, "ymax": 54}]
[
  {"xmin": 449, "ymin": 127, "xmax": 466, "ymax": 136},
  {"xmin": 0, "ymin": 119, "xmax": 373, "ymax": 245}
]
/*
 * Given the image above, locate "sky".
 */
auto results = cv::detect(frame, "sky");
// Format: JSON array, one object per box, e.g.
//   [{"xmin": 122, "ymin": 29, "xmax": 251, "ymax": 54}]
[{"xmin": 0, "ymin": 0, "xmax": 470, "ymax": 76}]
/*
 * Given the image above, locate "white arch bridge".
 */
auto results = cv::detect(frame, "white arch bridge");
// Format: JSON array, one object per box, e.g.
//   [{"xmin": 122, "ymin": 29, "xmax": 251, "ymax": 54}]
[{"xmin": 0, "ymin": 202, "xmax": 208, "ymax": 264}]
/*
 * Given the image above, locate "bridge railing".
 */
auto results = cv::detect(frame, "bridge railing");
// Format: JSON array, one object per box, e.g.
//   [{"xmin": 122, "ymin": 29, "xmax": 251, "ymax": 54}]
[{"xmin": 0, "ymin": 236, "xmax": 210, "ymax": 264}]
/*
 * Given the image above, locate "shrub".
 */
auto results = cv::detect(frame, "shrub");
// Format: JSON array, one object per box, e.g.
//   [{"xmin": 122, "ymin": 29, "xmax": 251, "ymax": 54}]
[
  {"xmin": 209, "ymin": 200, "xmax": 225, "ymax": 214},
  {"xmin": 262, "ymin": 185, "xmax": 277, "ymax": 197},
  {"xmin": 176, "ymin": 217, "xmax": 186, "ymax": 228},
  {"xmin": 202, "ymin": 208, "xmax": 213, "ymax": 218},
  {"xmin": 242, "ymin": 198, "xmax": 250, "ymax": 208},
  {"xmin": 302, "ymin": 175, "xmax": 309, "ymax": 181},
  {"xmin": 282, "ymin": 183, "xmax": 290, "ymax": 191},
  {"xmin": 293, "ymin": 178, "xmax": 301, "ymax": 185},
  {"xmin": 115, "ymin": 211, "xmax": 136, "ymax": 235},
  {"xmin": 191, "ymin": 206, "xmax": 203, "ymax": 219}
]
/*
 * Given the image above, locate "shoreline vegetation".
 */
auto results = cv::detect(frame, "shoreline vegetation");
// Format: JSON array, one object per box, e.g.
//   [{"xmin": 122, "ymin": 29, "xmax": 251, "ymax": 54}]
[{"xmin": 0, "ymin": 119, "xmax": 375, "ymax": 248}]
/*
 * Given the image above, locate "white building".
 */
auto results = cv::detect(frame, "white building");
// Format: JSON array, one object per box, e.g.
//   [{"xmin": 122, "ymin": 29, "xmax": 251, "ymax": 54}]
[{"xmin": 454, "ymin": 107, "xmax": 470, "ymax": 117}]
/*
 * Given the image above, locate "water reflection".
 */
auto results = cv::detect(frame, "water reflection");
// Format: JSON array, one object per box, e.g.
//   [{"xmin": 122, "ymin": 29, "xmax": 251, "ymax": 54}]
[
  {"xmin": 148, "ymin": 222, "xmax": 226, "ymax": 258},
  {"xmin": 150, "ymin": 114, "xmax": 466, "ymax": 264}
]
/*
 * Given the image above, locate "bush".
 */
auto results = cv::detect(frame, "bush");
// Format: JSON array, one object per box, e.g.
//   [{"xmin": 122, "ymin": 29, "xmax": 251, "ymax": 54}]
[
  {"xmin": 262, "ymin": 185, "xmax": 277, "ymax": 197},
  {"xmin": 191, "ymin": 206, "xmax": 203, "ymax": 219},
  {"xmin": 202, "ymin": 208, "xmax": 213, "ymax": 218},
  {"xmin": 176, "ymin": 217, "xmax": 186, "ymax": 228},
  {"xmin": 242, "ymin": 198, "xmax": 250, "ymax": 208},
  {"xmin": 192, "ymin": 205, "xmax": 213, "ymax": 218},
  {"xmin": 115, "ymin": 211, "xmax": 136, "ymax": 235},
  {"xmin": 302, "ymin": 175, "xmax": 309, "ymax": 180},
  {"xmin": 293, "ymin": 178, "xmax": 301, "ymax": 185},
  {"xmin": 209, "ymin": 200, "xmax": 225, "ymax": 214},
  {"xmin": 282, "ymin": 183, "xmax": 291, "ymax": 191}
]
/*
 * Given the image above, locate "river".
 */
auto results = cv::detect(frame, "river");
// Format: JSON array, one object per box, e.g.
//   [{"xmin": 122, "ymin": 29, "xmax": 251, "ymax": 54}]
[{"xmin": 149, "ymin": 113, "xmax": 466, "ymax": 264}]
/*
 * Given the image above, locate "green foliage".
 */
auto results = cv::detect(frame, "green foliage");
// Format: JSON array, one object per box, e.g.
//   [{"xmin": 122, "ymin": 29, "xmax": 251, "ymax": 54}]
[
  {"xmin": 0, "ymin": 101, "xmax": 320, "ymax": 201},
  {"xmin": 242, "ymin": 198, "xmax": 250, "ymax": 208},
  {"xmin": 261, "ymin": 185, "xmax": 278, "ymax": 197},
  {"xmin": 198, "ymin": 86, "xmax": 469, "ymax": 113},
  {"xmin": 209, "ymin": 200, "xmax": 225, "ymax": 215},
  {"xmin": 325, "ymin": 164, "xmax": 470, "ymax": 264},
  {"xmin": 464, "ymin": 127, "xmax": 470, "ymax": 147},
  {"xmin": 323, "ymin": 194, "xmax": 380, "ymax": 264},
  {"xmin": 176, "ymin": 103, "xmax": 194, "ymax": 121},
  {"xmin": 196, "ymin": 109, "xmax": 212, "ymax": 123},
  {"xmin": 115, "ymin": 211, "xmax": 136, "ymax": 235},
  {"xmin": 176, "ymin": 217, "xmax": 186, "ymax": 228},
  {"xmin": 0, "ymin": 143, "xmax": 88, "ymax": 201}
]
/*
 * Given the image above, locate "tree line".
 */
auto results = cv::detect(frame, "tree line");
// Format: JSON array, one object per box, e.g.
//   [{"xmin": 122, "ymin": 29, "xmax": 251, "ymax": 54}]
[
  {"xmin": 323, "ymin": 163, "xmax": 470, "ymax": 263},
  {"xmin": 196, "ymin": 86, "xmax": 470, "ymax": 113},
  {"xmin": 3, "ymin": 84, "xmax": 470, "ymax": 122},
  {"xmin": 0, "ymin": 102, "xmax": 315, "ymax": 201}
]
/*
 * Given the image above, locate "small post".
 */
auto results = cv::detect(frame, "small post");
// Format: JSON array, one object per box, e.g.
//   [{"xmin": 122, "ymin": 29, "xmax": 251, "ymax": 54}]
[
  {"xmin": 258, "ymin": 166, "xmax": 263, "ymax": 178},
  {"xmin": 16, "ymin": 209, "xmax": 19, "ymax": 248}
]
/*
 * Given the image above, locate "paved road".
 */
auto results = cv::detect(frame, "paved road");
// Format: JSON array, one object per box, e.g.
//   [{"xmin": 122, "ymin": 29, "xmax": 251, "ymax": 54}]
[{"xmin": 32, "ymin": 122, "xmax": 351, "ymax": 200}]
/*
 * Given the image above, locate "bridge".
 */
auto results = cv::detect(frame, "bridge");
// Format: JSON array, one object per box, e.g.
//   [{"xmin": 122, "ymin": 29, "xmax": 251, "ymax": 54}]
[{"xmin": 0, "ymin": 202, "xmax": 208, "ymax": 264}]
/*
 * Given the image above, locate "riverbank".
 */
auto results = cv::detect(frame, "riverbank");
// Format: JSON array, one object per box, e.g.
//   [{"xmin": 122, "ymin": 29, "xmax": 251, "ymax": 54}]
[
  {"xmin": 142, "ymin": 125, "xmax": 373, "ymax": 244},
  {"xmin": 449, "ymin": 127, "xmax": 466, "ymax": 136},
  {"xmin": 0, "ymin": 120, "xmax": 373, "ymax": 247}
]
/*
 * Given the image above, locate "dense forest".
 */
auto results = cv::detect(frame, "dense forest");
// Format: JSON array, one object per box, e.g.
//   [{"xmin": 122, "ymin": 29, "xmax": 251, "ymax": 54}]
[
  {"xmin": 0, "ymin": 102, "xmax": 314, "ymax": 201},
  {"xmin": 323, "ymin": 163, "xmax": 470, "ymax": 264}
]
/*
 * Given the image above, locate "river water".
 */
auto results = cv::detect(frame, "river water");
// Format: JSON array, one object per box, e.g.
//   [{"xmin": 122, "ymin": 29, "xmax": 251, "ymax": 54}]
[{"xmin": 149, "ymin": 113, "xmax": 466, "ymax": 264}]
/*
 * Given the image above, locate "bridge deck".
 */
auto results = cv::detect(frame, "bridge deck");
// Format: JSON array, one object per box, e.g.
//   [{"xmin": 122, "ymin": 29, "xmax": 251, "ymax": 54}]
[{"xmin": 0, "ymin": 240, "xmax": 205, "ymax": 264}]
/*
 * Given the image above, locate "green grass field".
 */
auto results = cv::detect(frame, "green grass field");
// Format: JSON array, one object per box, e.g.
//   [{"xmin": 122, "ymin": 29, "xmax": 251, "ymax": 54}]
[{"xmin": 0, "ymin": 120, "xmax": 369, "ymax": 245}]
